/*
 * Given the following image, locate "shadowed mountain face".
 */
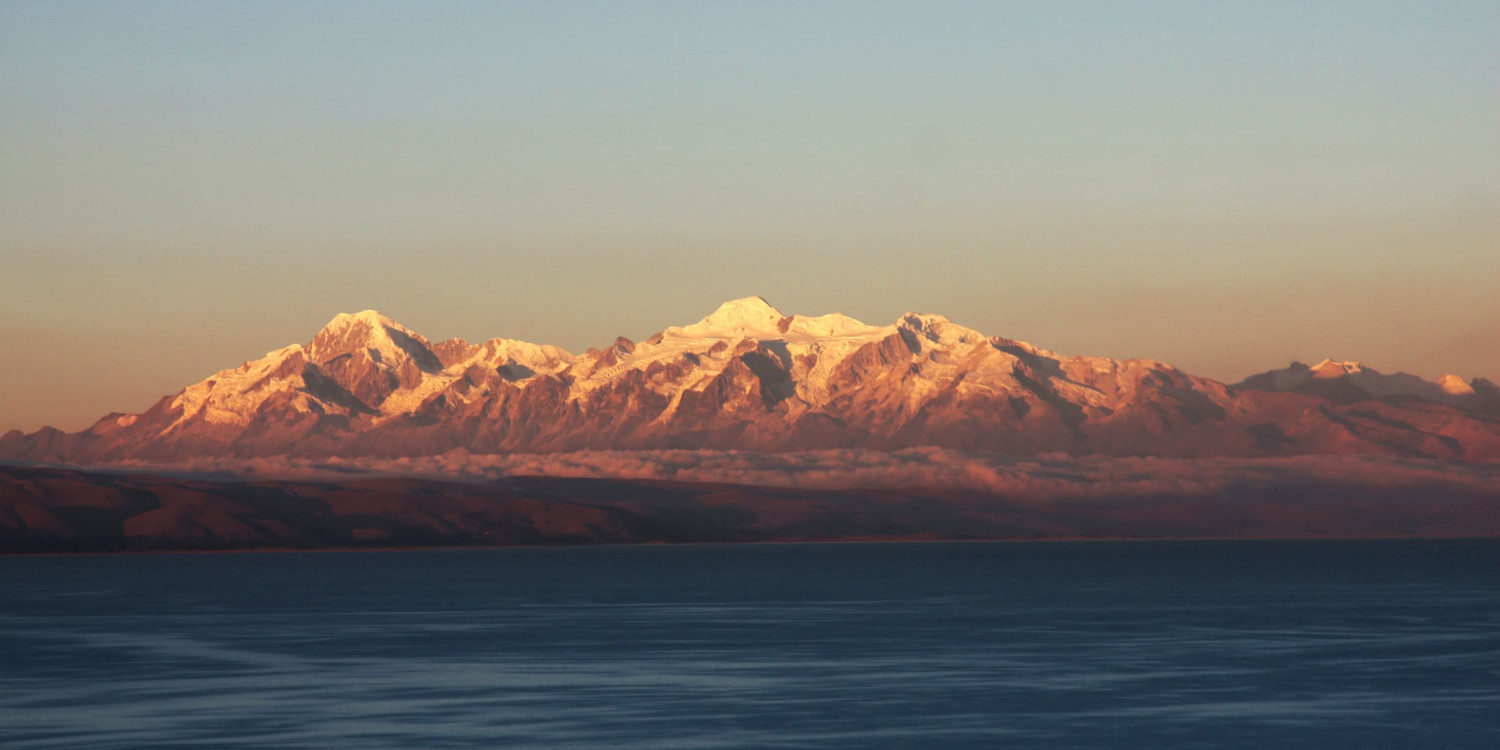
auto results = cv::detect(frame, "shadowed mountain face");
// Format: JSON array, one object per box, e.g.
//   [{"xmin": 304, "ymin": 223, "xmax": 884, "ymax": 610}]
[
  {"xmin": 3, "ymin": 298, "xmax": 1499, "ymax": 463},
  {"xmin": 4, "ymin": 463, "xmax": 1498, "ymax": 553}
]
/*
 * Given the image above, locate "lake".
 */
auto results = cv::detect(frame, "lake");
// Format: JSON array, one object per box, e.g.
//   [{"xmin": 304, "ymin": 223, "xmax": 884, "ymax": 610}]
[{"xmin": 2, "ymin": 539, "xmax": 1497, "ymax": 748}]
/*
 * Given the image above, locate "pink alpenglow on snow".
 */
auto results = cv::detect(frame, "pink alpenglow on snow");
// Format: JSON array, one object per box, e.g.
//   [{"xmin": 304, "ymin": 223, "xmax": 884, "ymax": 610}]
[{"xmin": 2, "ymin": 297, "xmax": 1497, "ymax": 465}]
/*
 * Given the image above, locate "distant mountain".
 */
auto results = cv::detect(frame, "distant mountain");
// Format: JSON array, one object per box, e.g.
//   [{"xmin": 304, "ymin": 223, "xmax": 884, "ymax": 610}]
[
  {"xmin": 4, "ymin": 298, "xmax": 1499, "ymax": 463},
  {"xmin": 1234, "ymin": 359, "xmax": 1500, "ymax": 414}
]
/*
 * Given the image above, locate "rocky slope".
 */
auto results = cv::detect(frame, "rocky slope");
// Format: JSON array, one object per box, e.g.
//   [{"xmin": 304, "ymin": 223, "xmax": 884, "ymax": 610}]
[{"xmin": 4, "ymin": 298, "xmax": 1499, "ymax": 462}]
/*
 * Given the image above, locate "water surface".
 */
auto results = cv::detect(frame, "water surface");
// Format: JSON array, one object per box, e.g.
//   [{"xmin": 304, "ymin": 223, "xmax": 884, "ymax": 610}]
[{"xmin": 2, "ymin": 539, "xmax": 1497, "ymax": 748}]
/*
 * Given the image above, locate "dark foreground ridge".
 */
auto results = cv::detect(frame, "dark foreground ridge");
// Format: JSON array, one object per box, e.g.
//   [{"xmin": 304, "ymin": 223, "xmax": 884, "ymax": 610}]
[{"xmin": 5, "ymin": 463, "xmax": 1499, "ymax": 553}]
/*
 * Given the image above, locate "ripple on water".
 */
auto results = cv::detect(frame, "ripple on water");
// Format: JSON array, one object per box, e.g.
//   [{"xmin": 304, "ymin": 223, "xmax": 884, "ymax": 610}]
[{"xmin": 2, "ymin": 539, "xmax": 1498, "ymax": 749}]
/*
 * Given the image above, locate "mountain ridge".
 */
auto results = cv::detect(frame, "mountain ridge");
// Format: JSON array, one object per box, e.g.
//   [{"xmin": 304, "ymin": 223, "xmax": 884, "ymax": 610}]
[{"xmin": 4, "ymin": 298, "xmax": 1498, "ymax": 464}]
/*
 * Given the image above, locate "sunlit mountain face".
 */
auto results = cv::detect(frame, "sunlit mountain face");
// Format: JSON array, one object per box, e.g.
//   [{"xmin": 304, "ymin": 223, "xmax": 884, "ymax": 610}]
[{"xmin": 3, "ymin": 297, "xmax": 1498, "ymax": 464}]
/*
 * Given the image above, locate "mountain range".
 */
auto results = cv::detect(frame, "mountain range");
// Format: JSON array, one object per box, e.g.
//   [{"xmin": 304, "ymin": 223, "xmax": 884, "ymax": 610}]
[{"xmin": 4, "ymin": 297, "xmax": 1498, "ymax": 464}]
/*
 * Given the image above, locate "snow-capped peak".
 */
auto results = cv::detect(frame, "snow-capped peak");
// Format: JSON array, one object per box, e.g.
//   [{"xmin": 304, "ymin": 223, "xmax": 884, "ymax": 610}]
[
  {"xmin": 165, "ymin": 343, "xmax": 313, "ymax": 431},
  {"xmin": 1438, "ymin": 374, "xmax": 1475, "ymax": 396},
  {"xmin": 307, "ymin": 310, "xmax": 431, "ymax": 365},
  {"xmin": 478, "ymin": 338, "xmax": 574, "ymax": 372},
  {"xmin": 782, "ymin": 312, "xmax": 886, "ymax": 338},
  {"xmin": 898, "ymin": 313, "xmax": 985, "ymax": 348},
  {"xmin": 321, "ymin": 309, "xmax": 401, "ymax": 335},
  {"xmin": 674, "ymin": 297, "xmax": 787, "ymax": 339},
  {"xmin": 342, "ymin": 309, "xmax": 390, "ymax": 324},
  {"xmin": 1311, "ymin": 359, "xmax": 1366, "ymax": 378},
  {"xmin": 1238, "ymin": 359, "xmax": 1488, "ymax": 408}
]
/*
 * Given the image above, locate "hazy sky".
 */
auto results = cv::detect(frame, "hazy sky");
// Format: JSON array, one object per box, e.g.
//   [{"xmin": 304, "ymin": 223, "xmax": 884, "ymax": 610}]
[{"xmin": 2, "ymin": 1, "xmax": 1497, "ymax": 432}]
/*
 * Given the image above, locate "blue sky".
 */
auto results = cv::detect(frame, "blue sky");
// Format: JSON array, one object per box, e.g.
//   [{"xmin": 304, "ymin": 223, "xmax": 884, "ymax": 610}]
[{"xmin": 1, "ymin": 1, "xmax": 1496, "ymax": 430}]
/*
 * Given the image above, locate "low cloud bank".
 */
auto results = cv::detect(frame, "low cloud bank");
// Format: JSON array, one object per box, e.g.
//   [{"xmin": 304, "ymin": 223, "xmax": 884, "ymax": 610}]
[{"xmin": 69, "ymin": 449, "xmax": 1500, "ymax": 501}]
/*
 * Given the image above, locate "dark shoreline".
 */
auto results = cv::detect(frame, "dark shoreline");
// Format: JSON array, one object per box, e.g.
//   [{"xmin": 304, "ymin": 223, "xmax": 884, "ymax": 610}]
[
  {"xmin": 10, "ymin": 531, "xmax": 1500, "ymax": 559},
  {"xmin": 7, "ymin": 463, "xmax": 1500, "ymax": 555}
]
